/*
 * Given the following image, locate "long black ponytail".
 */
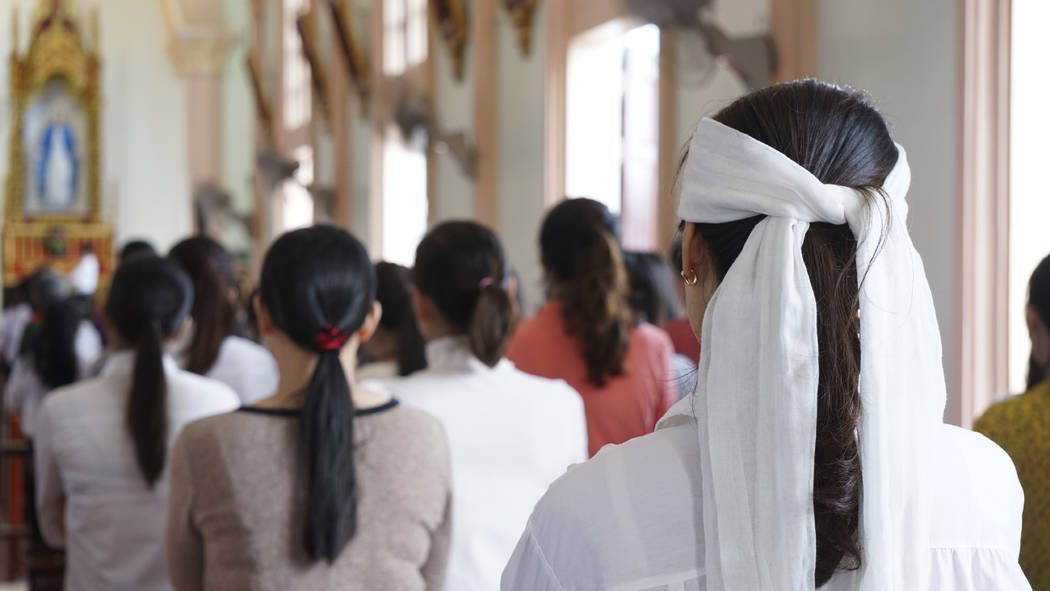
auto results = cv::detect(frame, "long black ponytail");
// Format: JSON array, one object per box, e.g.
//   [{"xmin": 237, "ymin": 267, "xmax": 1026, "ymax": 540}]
[
  {"xmin": 106, "ymin": 259, "xmax": 194, "ymax": 487},
  {"xmin": 258, "ymin": 225, "xmax": 376, "ymax": 563}
]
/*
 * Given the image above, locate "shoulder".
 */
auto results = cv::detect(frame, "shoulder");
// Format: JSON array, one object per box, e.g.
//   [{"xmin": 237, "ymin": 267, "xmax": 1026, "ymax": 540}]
[
  {"xmin": 632, "ymin": 322, "xmax": 674, "ymax": 348},
  {"xmin": 219, "ymin": 336, "xmax": 275, "ymax": 364},
  {"xmin": 372, "ymin": 403, "xmax": 448, "ymax": 445},
  {"xmin": 40, "ymin": 375, "xmax": 107, "ymax": 415},
  {"xmin": 974, "ymin": 387, "xmax": 1044, "ymax": 437},
  {"xmin": 168, "ymin": 369, "xmax": 240, "ymax": 410}
]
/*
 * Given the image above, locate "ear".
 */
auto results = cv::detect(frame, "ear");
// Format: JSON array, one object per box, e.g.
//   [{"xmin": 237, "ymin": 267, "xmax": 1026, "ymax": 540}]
[
  {"xmin": 681, "ymin": 222, "xmax": 705, "ymax": 279},
  {"xmin": 505, "ymin": 274, "xmax": 519, "ymax": 303},
  {"xmin": 357, "ymin": 301, "xmax": 382, "ymax": 343},
  {"xmin": 253, "ymin": 294, "xmax": 274, "ymax": 336}
]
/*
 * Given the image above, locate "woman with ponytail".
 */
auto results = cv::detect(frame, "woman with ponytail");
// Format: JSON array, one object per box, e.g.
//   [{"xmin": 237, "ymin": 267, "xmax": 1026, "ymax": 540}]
[
  {"xmin": 166, "ymin": 226, "xmax": 452, "ymax": 591},
  {"xmin": 33, "ymin": 258, "xmax": 237, "ymax": 590},
  {"xmin": 503, "ymin": 81, "xmax": 1029, "ymax": 590},
  {"xmin": 169, "ymin": 236, "xmax": 279, "ymax": 403},
  {"xmin": 358, "ymin": 261, "xmax": 428, "ymax": 380},
  {"xmin": 507, "ymin": 198, "xmax": 677, "ymax": 456},
  {"xmin": 366, "ymin": 221, "xmax": 586, "ymax": 591}
]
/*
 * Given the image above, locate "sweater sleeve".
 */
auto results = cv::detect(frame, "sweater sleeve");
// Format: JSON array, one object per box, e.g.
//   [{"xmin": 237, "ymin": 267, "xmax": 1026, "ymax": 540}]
[
  {"xmin": 421, "ymin": 493, "xmax": 453, "ymax": 590},
  {"xmin": 166, "ymin": 430, "xmax": 204, "ymax": 591}
]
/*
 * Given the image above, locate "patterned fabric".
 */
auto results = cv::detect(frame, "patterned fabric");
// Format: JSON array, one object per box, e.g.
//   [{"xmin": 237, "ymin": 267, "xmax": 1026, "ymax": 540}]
[{"xmin": 975, "ymin": 380, "xmax": 1050, "ymax": 590}]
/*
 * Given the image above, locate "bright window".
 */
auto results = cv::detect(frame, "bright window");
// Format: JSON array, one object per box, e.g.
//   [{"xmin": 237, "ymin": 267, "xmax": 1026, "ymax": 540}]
[
  {"xmin": 282, "ymin": 0, "xmax": 312, "ymax": 129},
  {"xmin": 381, "ymin": 126, "xmax": 428, "ymax": 266},
  {"xmin": 383, "ymin": 0, "xmax": 428, "ymax": 76},
  {"xmin": 274, "ymin": 146, "xmax": 315, "ymax": 234},
  {"xmin": 1009, "ymin": 0, "xmax": 1050, "ymax": 393}
]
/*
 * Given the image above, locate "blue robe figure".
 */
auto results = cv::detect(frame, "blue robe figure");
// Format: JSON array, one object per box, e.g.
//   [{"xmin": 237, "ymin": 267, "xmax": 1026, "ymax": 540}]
[{"xmin": 36, "ymin": 117, "xmax": 78, "ymax": 210}]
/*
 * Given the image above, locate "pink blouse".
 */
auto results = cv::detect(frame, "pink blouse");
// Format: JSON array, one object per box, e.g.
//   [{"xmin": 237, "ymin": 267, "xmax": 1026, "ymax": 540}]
[{"xmin": 508, "ymin": 301, "xmax": 677, "ymax": 457}]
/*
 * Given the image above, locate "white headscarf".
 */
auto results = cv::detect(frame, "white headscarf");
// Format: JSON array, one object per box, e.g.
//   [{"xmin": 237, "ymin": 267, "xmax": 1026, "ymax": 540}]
[{"xmin": 659, "ymin": 118, "xmax": 946, "ymax": 590}]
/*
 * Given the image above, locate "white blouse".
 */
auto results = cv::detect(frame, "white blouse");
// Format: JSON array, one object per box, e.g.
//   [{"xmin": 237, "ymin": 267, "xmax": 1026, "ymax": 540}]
[
  {"xmin": 502, "ymin": 421, "xmax": 1031, "ymax": 591},
  {"xmin": 34, "ymin": 352, "xmax": 239, "ymax": 591},
  {"xmin": 180, "ymin": 335, "xmax": 278, "ymax": 405},
  {"xmin": 367, "ymin": 336, "xmax": 588, "ymax": 591}
]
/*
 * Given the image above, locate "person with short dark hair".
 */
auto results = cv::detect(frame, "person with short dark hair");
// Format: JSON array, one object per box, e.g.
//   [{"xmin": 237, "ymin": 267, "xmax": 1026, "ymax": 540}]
[
  {"xmin": 168, "ymin": 236, "xmax": 278, "ymax": 404},
  {"xmin": 976, "ymin": 253, "xmax": 1050, "ymax": 588},
  {"xmin": 367, "ymin": 221, "xmax": 586, "ymax": 590},
  {"xmin": 165, "ymin": 226, "xmax": 452, "ymax": 590},
  {"xmin": 34, "ymin": 257, "xmax": 238, "ymax": 590},
  {"xmin": 118, "ymin": 239, "xmax": 158, "ymax": 265}
]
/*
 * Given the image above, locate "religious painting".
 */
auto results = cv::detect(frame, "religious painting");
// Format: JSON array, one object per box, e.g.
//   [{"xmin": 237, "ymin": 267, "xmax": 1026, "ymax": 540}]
[{"xmin": 21, "ymin": 77, "xmax": 90, "ymax": 217}]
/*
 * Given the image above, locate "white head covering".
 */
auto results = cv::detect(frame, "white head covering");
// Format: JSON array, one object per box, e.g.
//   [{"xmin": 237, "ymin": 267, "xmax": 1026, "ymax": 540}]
[{"xmin": 659, "ymin": 117, "xmax": 946, "ymax": 589}]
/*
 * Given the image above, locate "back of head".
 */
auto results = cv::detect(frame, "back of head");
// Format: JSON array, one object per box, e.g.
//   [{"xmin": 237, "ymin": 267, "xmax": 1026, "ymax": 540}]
[
  {"xmin": 540, "ymin": 198, "xmax": 631, "ymax": 387},
  {"xmin": 119, "ymin": 240, "xmax": 158, "ymax": 265},
  {"xmin": 169, "ymin": 236, "xmax": 237, "ymax": 375},
  {"xmin": 1028, "ymin": 254, "xmax": 1050, "ymax": 389},
  {"xmin": 258, "ymin": 225, "xmax": 376, "ymax": 563},
  {"xmin": 373, "ymin": 262, "xmax": 427, "ymax": 376},
  {"xmin": 414, "ymin": 221, "xmax": 517, "ymax": 367},
  {"xmin": 697, "ymin": 79, "xmax": 897, "ymax": 586},
  {"xmin": 34, "ymin": 295, "xmax": 93, "ymax": 389},
  {"xmin": 106, "ymin": 258, "xmax": 193, "ymax": 487},
  {"xmin": 623, "ymin": 251, "xmax": 681, "ymax": 326},
  {"xmin": 27, "ymin": 268, "xmax": 69, "ymax": 313}
]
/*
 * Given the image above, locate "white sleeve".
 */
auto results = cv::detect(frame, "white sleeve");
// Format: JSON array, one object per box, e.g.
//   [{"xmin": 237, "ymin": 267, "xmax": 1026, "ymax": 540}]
[
  {"xmin": 501, "ymin": 523, "xmax": 566, "ymax": 591},
  {"xmin": 33, "ymin": 403, "xmax": 66, "ymax": 548},
  {"xmin": 3, "ymin": 359, "xmax": 29, "ymax": 413}
]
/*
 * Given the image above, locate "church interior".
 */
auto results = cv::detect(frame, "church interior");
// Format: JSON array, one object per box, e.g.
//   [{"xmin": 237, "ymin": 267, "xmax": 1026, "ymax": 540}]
[{"xmin": 0, "ymin": 0, "xmax": 1046, "ymax": 589}]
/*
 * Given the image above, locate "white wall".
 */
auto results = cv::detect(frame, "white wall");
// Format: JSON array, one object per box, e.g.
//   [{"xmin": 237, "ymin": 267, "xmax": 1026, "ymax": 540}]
[
  {"xmin": 819, "ymin": 0, "xmax": 960, "ymax": 415},
  {"xmin": 0, "ymin": 0, "xmax": 191, "ymax": 253}
]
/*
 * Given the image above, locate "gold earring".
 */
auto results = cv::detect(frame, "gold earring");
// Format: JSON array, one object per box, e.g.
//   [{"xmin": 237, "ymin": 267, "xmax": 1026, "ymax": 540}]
[{"xmin": 681, "ymin": 269, "xmax": 699, "ymax": 286}]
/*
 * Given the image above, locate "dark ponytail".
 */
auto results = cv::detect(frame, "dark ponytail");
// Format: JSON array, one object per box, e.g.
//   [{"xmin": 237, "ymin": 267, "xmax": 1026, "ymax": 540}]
[
  {"xmin": 414, "ymin": 221, "xmax": 517, "ymax": 367},
  {"xmin": 690, "ymin": 80, "xmax": 899, "ymax": 586},
  {"xmin": 373, "ymin": 262, "xmax": 428, "ymax": 376},
  {"xmin": 1028, "ymin": 254, "xmax": 1050, "ymax": 390},
  {"xmin": 540, "ymin": 199, "xmax": 632, "ymax": 387},
  {"xmin": 168, "ymin": 236, "xmax": 237, "ymax": 376},
  {"xmin": 33, "ymin": 295, "xmax": 92, "ymax": 389},
  {"xmin": 106, "ymin": 259, "xmax": 194, "ymax": 487},
  {"xmin": 258, "ymin": 225, "xmax": 376, "ymax": 563}
]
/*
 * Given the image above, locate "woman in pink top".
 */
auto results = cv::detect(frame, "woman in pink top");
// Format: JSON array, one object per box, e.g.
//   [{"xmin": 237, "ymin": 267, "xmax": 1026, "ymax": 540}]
[{"xmin": 508, "ymin": 198, "xmax": 676, "ymax": 456}]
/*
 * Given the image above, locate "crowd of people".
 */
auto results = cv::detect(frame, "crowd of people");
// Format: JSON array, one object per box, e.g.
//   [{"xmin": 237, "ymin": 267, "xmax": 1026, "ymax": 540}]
[{"xmin": 0, "ymin": 80, "xmax": 1042, "ymax": 590}]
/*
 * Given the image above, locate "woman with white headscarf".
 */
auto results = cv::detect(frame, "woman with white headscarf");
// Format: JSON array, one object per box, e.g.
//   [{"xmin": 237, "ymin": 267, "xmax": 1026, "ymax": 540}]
[{"xmin": 501, "ymin": 80, "xmax": 1030, "ymax": 590}]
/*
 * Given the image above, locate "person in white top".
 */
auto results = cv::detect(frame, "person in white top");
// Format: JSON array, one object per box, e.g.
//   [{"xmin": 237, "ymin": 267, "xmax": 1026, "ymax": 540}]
[
  {"xmin": 368, "ymin": 221, "xmax": 587, "ymax": 591},
  {"xmin": 502, "ymin": 80, "xmax": 1030, "ymax": 590},
  {"xmin": 34, "ymin": 257, "xmax": 239, "ymax": 591},
  {"xmin": 169, "ymin": 236, "xmax": 278, "ymax": 404},
  {"xmin": 4, "ymin": 295, "xmax": 101, "ymax": 438}
]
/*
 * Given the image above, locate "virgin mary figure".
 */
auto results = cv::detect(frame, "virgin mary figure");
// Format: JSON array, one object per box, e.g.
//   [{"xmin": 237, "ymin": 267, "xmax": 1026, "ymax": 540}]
[{"xmin": 36, "ymin": 107, "xmax": 78, "ymax": 210}]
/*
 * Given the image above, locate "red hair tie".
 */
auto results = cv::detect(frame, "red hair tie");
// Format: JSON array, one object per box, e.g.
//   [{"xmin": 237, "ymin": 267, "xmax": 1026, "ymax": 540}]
[
  {"xmin": 313, "ymin": 324, "xmax": 349, "ymax": 352},
  {"xmin": 478, "ymin": 277, "xmax": 495, "ymax": 290}
]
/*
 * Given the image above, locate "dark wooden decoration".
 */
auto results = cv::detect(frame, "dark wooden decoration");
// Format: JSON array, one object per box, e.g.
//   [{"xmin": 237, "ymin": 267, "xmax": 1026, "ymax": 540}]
[
  {"xmin": 430, "ymin": 0, "xmax": 468, "ymax": 80},
  {"xmin": 503, "ymin": 0, "xmax": 539, "ymax": 55},
  {"xmin": 329, "ymin": 0, "xmax": 371, "ymax": 112}
]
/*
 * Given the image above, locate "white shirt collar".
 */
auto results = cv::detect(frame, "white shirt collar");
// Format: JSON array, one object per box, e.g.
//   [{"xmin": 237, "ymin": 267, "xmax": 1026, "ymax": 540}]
[
  {"xmin": 425, "ymin": 335, "xmax": 502, "ymax": 374},
  {"xmin": 100, "ymin": 349, "xmax": 179, "ymax": 377}
]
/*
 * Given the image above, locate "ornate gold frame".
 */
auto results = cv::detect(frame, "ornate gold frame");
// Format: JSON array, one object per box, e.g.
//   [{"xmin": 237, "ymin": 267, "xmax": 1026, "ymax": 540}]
[
  {"xmin": 430, "ymin": 0, "xmax": 468, "ymax": 80},
  {"xmin": 4, "ymin": 0, "xmax": 102, "ymax": 224}
]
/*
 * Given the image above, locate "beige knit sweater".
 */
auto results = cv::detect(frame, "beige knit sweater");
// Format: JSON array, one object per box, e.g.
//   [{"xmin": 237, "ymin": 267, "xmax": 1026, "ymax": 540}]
[{"xmin": 165, "ymin": 401, "xmax": 452, "ymax": 591}]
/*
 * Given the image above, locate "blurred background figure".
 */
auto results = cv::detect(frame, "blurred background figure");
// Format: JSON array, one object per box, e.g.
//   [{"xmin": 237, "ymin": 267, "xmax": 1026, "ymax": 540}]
[
  {"xmin": 118, "ymin": 240, "xmax": 158, "ymax": 266},
  {"xmin": 166, "ymin": 226, "xmax": 451, "ymax": 590},
  {"xmin": 622, "ymin": 250, "xmax": 697, "ymax": 399},
  {"xmin": 357, "ymin": 262, "xmax": 427, "ymax": 381},
  {"xmin": 976, "ymin": 252, "xmax": 1050, "ymax": 589},
  {"xmin": 168, "ymin": 237, "xmax": 278, "ymax": 404},
  {"xmin": 34, "ymin": 258, "xmax": 237, "ymax": 590},
  {"xmin": 368, "ymin": 221, "xmax": 586, "ymax": 590},
  {"xmin": 508, "ymin": 198, "xmax": 676, "ymax": 457}
]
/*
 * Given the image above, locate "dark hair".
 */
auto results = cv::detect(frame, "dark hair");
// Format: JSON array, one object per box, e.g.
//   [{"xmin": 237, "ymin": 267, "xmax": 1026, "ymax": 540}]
[
  {"xmin": 106, "ymin": 258, "xmax": 193, "ymax": 487},
  {"xmin": 119, "ymin": 240, "xmax": 158, "ymax": 265},
  {"xmin": 33, "ymin": 295, "xmax": 93, "ymax": 389},
  {"xmin": 623, "ymin": 251, "xmax": 682, "ymax": 326},
  {"xmin": 169, "ymin": 237, "xmax": 237, "ymax": 376},
  {"xmin": 540, "ymin": 199, "xmax": 632, "ymax": 387},
  {"xmin": 414, "ymin": 221, "xmax": 517, "ymax": 367},
  {"xmin": 373, "ymin": 262, "xmax": 427, "ymax": 376},
  {"xmin": 258, "ymin": 225, "xmax": 376, "ymax": 563},
  {"xmin": 1028, "ymin": 254, "xmax": 1050, "ymax": 389},
  {"xmin": 689, "ymin": 80, "xmax": 898, "ymax": 586},
  {"xmin": 27, "ymin": 269, "xmax": 68, "ymax": 313}
]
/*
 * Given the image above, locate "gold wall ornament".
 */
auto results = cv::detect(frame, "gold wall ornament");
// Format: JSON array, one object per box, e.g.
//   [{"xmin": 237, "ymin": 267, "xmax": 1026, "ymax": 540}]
[
  {"xmin": 3, "ymin": 0, "xmax": 112, "ymax": 285},
  {"xmin": 430, "ymin": 0, "xmax": 469, "ymax": 81},
  {"xmin": 329, "ymin": 0, "xmax": 371, "ymax": 113},
  {"xmin": 503, "ymin": 0, "xmax": 539, "ymax": 56}
]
